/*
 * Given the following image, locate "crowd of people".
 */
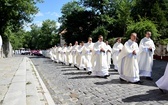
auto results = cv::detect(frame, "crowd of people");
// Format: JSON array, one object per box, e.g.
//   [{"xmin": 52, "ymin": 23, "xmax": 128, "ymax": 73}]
[{"xmin": 43, "ymin": 31, "xmax": 168, "ymax": 92}]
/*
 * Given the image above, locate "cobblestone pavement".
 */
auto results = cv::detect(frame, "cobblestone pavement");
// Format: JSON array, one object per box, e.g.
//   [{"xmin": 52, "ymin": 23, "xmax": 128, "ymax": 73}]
[{"xmin": 30, "ymin": 56, "xmax": 168, "ymax": 105}]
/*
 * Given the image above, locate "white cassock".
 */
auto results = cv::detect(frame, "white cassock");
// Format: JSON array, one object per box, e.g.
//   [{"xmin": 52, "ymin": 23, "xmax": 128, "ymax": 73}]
[
  {"xmin": 118, "ymin": 39, "xmax": 140, "ymax": 82},
  {"xmin": 57, "ymin": 47, "xmax": 62, "ymax": 62},
  {"xmin": 49, "ymin": 49, "xmax": 53, "ymax": 60},
  {"xmin": 71, "ymin": 45, "xmax": 79, "ymax": 66},
  {"xmin": 50, "ymin": 48, "xmax": 55, "ymax": 61},
  {"xmin": 76, "ymin": 45, "xmax": 85, "ymax": 69},
  {"xmin": 156, "ymin": 63, "xmax": 168, "ymax": 90},
  {"xmin": 62, "ymin": 46, "xmax": 68, "ymax": 65},
  {"xmin": 0, "ymin": 35, "xmax": 2, "ymax": 51},
  {"xmin": 66, "ymin": 46, "xmax": 73, "ymax": 65},
  {"xmin": 84, "ymin": 42, "xmax": 94, "ymax": 71},
  {"xmin": 92, "ymin": 41, "xmax": 109, "ymax": 76},
  {"xmin": 53, "ymin": 47, "xmax": 57, "ymax": 61},
  {"xmin": 106, "ymin": 44, "xmax": 112, "ymax": 69},
  {"xmin": 112, "ymin": 42, "xmax": 123, "ymax": 70},
  {"xmin": 138, "ymin": 37, "xmax": 155, "ymax": 77}
]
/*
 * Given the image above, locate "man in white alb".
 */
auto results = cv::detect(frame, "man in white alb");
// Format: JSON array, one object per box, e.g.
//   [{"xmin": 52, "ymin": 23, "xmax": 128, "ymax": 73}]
[
  {"xmin": 118, "ymin": 33, "xmax": 142, "ymax": 84},
  {"xmin": 106, "ymin": 41, "xmax": 112, "ymax": 69},
  {"xmin": 71, "ymin": 41, "xmax": 79, "ymax": 67},
  {"xmin": 138, "ymin": 31, "xmax": 155, "ymax": 81},
  {"xmin": 92, "ymin": 35, "xmax": 110, "ymax": 78},
  {"xmin": 112, "ymin": 38, "xmax": 123, "ymax": 71},
  {"xmin": 66, "ymin": 43, "xmax": 73, "ymax": 66}
]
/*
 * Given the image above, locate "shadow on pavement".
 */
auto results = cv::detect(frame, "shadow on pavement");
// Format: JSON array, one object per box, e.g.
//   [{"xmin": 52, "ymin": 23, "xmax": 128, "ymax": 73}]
[
  {"xmin": 122, "ymin": 89, "xmax": 168, "ymax": 102},
  {"xmin": 94, "ymin": 79, "xmax": 129, "ymax": 85},
  {"xmin": 68, "ymin": 75, "xmax": 99, "ymax": 79},
  {"xmin": 63, "ymin": 71, "xmax": 88, "ymax": 75},
  {"xmin": 61, "ymin": 69, "xmax": 79, "ymax": 71}
]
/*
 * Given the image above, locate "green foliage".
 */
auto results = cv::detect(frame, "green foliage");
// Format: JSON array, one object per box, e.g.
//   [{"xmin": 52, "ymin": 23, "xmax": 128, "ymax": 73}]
[
  {"xmin": 159, "ymin": 38, "xmax": 168, "ymax": 45},
  {"xmin": 126, "ymin": 19, "xmax": 159, "ymax": 42},
  {"xmin": 91, "ymin": 26, "xmax": 108, "ymax": 41}
]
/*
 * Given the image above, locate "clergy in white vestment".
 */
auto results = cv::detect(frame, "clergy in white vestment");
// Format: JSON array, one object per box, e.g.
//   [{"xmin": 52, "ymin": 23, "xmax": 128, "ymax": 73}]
[
  {"xmin": 106, "ymin": 41, "xmax": 112, "ymax": 69},
  {"xmin": 138, "ymin": 31, "xmax": 156, "ymax": 81},
  {"xmin": 84, "ymin": 37, "xmax": 94, "ymax": 75},
  {"xmin": 56, "ymin": 45, "xmax": 62, "ymax": 63},
  {"xmin": 0, "ymin": 35, "xmax": 2, "ymax": 53},
  {"xmin": 92, "ymin": 35, "xmax": 110, "ymax": 78},
  {"xmin": 156, "ymin": 63, "xmax": 168, "ymax": 92},
  {"xmin": 66, "ymin": 43, "xmax": 73, "ymax": 66},
  {"xmin": 71, "ymin": 41, "xmax": 79, "ymax": 66},
  {"xmin": 50, "ymin": 47, "xmax": 55, "ymax": 61},
  {"xmin": 76, "ymin": 41, "xmax": 86, "ymax": 70},
  {"xmin": 118, "ymin": 33, "xmax": 142, "ymax": 84},
  {"xmin": 112, "ymin": 38, "xmax": 123, "ymax": 70},
  {"xmin": 62, "ymin": 43, "xmax": 68, "ymax": 65},
  {"xmin": 53, "ymin": 46, "xmax": 57, "ymax": 61}
]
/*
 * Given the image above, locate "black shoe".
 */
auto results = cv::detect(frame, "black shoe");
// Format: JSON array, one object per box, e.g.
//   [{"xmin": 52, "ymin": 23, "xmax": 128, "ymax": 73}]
[
  {"xmin": 69, "ymin": 64, "xmax": 71, "ymax": 66},
  {"xmin": 120, "ymin": 78, "xmax": 125, "ymax": 81},
  {"xmin": 87, "ymin": 71, "xmax": 92, "ymax": 75},
  {"xmin": 159, "ymin": 88, "xmax": 164, "ymax": 93},
  {"xmin": 133, "ymin": 81, "xmax": 143, "ymax": 84},
  {"xmin": 77, "ymin": 68, "xmax": 80, "ymax": 70},
  {"xmin": 84, "ymin": 68, "xmax": 86, "ymax": 70},
  {"xmin": 146, "ymin": 77, "xmax": 153, "ymax": 81},
  {"xmin": 104, "ymin": 75, "xmax": 110, "ymax": 79}
]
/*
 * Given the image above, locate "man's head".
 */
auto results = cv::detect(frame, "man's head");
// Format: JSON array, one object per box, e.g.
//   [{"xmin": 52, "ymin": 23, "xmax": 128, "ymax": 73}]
[
  {"xmin": 106, "ymin": 41, "xmax": 109, "ymax": 45},
  {"xmin": 145, "ymin": 31, "xmax": 151, "ymax": 38},
  {"xmin": 75, "ymin": 41, "xmax": 78, "ymax": 45},
  {"xmin": 117, "ymin": 37, "xmax": 122, "ymax": 43},
  {"xmin": 88, "ymin": 37, "xmax": 92, "ymax": 43},
  {"xmin": 81, "ymin": 41, "xmax": 84, "ymax": 46},
  {"xmin": 64, "ymin": 43, "xmax": 67, "ymax": 47},
  {"xmin": 130, "ymin": 33, "xmax": 137, "ymax": 42},
  {"xmin": 98, "ymin": 35, "xmax": 103, "ymax": 42},
  {"xmin": 69, "ymin": 43, "xmax": 72, "ymax": 46}
]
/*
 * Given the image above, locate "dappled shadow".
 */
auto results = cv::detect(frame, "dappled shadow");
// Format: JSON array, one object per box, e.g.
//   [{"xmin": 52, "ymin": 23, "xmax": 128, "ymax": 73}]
[
  {"xmin": 109, "ymin": 72, "xmax": 119, "ymax": 75},
  {"xmin": 29, "ymin": 56, "xmax": 45, "ymax": 59},
  {"xmin": 61, "ymin": 69, "xmax": 79, "ymax": 71},
  {"xmin": 122, "ymin": 89, "xmax": 168, "ymax": 102},
  {"xmin": 63, "ymin": 71, "xmax": 88, "ymax": 75}
]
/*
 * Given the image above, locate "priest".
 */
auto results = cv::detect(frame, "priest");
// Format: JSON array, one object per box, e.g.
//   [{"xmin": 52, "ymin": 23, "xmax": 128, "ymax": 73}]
[
  {"xmin": 156, "ymin": 63, "xmax": 168, "ymax": 93},
  {"xmin": 118, "ymin": 33, "xmax": 142, "ymax": 84},
  {"xmin": 66, "ymin": 43, "xmax": 73, "ymax": 66},
  {"xmin": 106, "ymin": 41, "xmax": 112, "ymax": 69},
  {"xmin": 92, "ymin": 35, "xmax": 110, "ymax": 78},
  {"xmin": 112, "ymin": 38, "xmax": 123, "ymax": 70},
  {"xmin": 138, "ymin": 31, "xmax": 155, "ymax": 81},
  {"xmin": 71, "ymin": 41, "xmax": 79, "ymax": 67}
]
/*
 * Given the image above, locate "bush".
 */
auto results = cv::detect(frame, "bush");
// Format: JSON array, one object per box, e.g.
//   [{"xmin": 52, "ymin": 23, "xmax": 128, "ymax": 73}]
[{"xmin": 126, "ymin": 19, "xmax": 159, "ymax": 43}]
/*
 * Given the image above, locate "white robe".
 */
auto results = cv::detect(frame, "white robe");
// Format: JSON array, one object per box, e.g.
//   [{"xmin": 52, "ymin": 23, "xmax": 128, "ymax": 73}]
[
  {"xmin": 118, "ymin": 39, "xmax": 140, "ymax": 82},
  {"xmin": 92, "ymin": 41, "xmax": 109, "ymax": 76},
  {"xmin": 57, "ymin": 47, "xmax": 62, "ymax": 62},
  {"xmin": 138, "ymin": 37, "xmax": 155, "ymax": 77},
  {"xmin": 83, "ymin": 42, "xmax": 94, "ymax": 71},
  {"xmin": 0, "ymin": 35, "xmax": 2, "ymax": 51},
  {"xmin": 66, "ymin": 46, "xmax": 73, "ymax": 64},
  {"xmin": 156, "ymin": 63, "xmax": 168, "ymax": 91},
  {"xmin": 71, "ymin": 45, "xmax": 79, "ymax": 65},
  {"xmin": 106, "ymin": 44, "xmax": 112, "ymax": 69},
  {"xmin": 112, "ymin": 42, "xmax": 123, "ymax": 70},
  {"xmin": 62, "ymin": 47, "xmax": 68, "ymax": 64},
  {"xmin": 76, "ymin": 45, "xmax": 85, "ymax": 69}
]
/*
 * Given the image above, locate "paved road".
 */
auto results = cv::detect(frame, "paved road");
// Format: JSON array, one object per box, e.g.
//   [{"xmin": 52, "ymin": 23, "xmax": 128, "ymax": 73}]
[{"xmin": 30, "ymin": 56, "xmax": 168, "ymax": 105}]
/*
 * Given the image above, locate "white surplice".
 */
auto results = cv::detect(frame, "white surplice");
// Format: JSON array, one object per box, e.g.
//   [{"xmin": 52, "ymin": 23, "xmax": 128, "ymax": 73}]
[
  {"xmin": 83, "ymin": 42, "xmax": 94, "ymax": 71},
  {"xmin": 62, "ymin": 46, "xmax": 68, "ymax": 65},
  {"xmin": 71, "ymin": 45, "xmax": 79, "ymax": 66},
  {"xmin": 112, "ymin": 42, "xmax": 123, "ymax": 70},
  {"xmin": 106, "ymin": 44, "xmax": 112, "ymax": 69},
  {"xmin": 138, "ymin": 37, "xmax": 155, "ymax": 77},
  {"xmin": 76, "ymin": 45, "xmax": 85, "ymax": 69},
  {"xmin": 118, "ymin": 39, "xmax": 140, "ymax": 82},
  {"xmin": 156, "ymin": 63, "xmax": 168, "ymax": 91},
  {"xmin": 57, "ymin": 46, "xmax": 62, "ymax": 62},
  {"xmin": 0, "ymin": 35, "xmax": 2, "ymax": 51},
  {"xmin": 66, "ymin": 46, "xmax": 73, "ymax": 65},
  {"xmin": 92, "ymin": 41, "xmax": 109, "ymax": 76}
]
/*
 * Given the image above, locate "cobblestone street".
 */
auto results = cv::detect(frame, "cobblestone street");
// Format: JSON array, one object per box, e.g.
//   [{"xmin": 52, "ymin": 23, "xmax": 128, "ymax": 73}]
[{"xmin": 30, "ymin": 56, "xmax": 168, "ymax": 105}]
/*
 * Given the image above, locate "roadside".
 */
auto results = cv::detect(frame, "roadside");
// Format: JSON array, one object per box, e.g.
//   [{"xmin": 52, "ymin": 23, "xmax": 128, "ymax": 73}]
[{"xmin": 0, "ymin": 56, "xmax": 55, "ymax": 105}]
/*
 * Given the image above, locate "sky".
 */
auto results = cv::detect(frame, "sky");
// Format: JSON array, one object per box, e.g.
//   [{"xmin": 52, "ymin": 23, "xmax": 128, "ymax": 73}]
[{"xmin": 25, "ymin": 0, "xmax": 73, "ymax": 31}]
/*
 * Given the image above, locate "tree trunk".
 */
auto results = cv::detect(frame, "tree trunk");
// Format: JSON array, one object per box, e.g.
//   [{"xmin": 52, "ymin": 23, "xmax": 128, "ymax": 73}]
[{"xmin": 2, "ymin": 39, "xmax": 13, "ymax": 58}]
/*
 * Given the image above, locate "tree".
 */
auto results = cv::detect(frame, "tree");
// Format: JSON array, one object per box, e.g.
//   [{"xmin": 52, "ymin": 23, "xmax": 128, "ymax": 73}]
[{"xmin": 0, "ymin": 0, "xmax": 42, "ymax": 57}]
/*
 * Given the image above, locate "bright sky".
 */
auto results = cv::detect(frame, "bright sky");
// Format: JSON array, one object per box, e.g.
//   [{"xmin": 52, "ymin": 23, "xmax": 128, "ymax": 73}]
[{"xmin": 25, "ymin": 0, "xmax": 74, "ymax": 31}]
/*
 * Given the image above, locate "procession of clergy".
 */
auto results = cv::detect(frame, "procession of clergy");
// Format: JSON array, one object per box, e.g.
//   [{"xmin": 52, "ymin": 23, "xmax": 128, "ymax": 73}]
[{"xmin": 45, "ymin": 31, "xmax": 168, "ymax": 92}]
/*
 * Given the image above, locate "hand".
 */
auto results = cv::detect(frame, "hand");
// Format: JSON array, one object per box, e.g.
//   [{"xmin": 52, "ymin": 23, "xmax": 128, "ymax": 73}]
[
  {"xmin": 132, "ymin": 50, "xmax": 136, "ymax": 55},
  {"xmin": 100, "ymin": 48, "xmax": 105, "ymax": 52},
  {"xmin": 119, "ymin": 49, "xmax": 121, "ymax": 52},
  {"xmin": 90, "ymin": 50, "xmax": 92, "ymax": 52},
  {"xmin": 107, "ymin": 50, "xmax": 111, "ymax": 52},
  {"xmin": 148, "ymin": 47, "xmax": 152, "ymax": 52}
]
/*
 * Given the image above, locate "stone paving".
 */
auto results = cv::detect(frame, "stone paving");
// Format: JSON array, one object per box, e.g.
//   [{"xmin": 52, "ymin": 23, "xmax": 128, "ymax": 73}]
[{"xmin": 30, "ymin": 56, "xmax": 168, "ymax": 105}]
